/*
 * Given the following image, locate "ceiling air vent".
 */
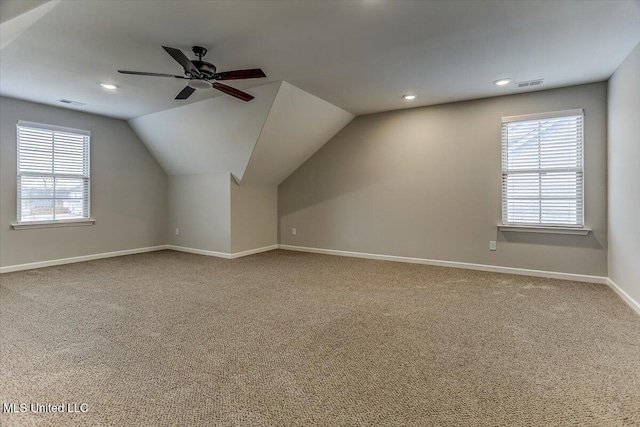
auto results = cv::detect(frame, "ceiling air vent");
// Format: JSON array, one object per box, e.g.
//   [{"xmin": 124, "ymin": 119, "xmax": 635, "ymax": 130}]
[
  {"xmin": 57, "ymin": 99, "xmax": 86, "ymax": 106},
  {"xmin": 516, "ymin": 79, "xmax": 544, "ymax": 88}
]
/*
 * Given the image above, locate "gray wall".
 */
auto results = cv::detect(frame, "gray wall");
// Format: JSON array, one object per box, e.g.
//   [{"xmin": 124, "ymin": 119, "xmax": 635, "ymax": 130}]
[
  {"xmin": 167, "ymin": 173, "xmax": 277, "ymax": 255},
  {"xmin": 0, "ymin": 97, "xmax": 167, "ymax": 267},
  {"xmin": 231, "ymin": 184, "xmax": 277, "ymax": 253},
  {"xmin": 167, "ymin": 173, "xmax": 231, "ymax": 253},
  {"xmin": 608, "ymin": 43, "xmax": 640, "ymax": 302},
  {"xmin": 279, "ymin": 83, "xmax": 608, "ymax": 276}
]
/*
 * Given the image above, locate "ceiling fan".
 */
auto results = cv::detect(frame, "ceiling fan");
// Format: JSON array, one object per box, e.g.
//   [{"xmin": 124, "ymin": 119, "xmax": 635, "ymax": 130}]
[{"xmin": 118, "ymin": 46, "xmax": 266, "ymax": 101}]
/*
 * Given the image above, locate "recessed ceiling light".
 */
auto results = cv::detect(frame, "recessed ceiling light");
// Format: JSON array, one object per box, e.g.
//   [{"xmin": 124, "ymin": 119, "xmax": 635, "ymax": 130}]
[
  {"xmin": 403, "ymin": 94, "xmax": 416, "ymax": 100},
  {"xmin": 494, "ymin": 79, "xmax": 511, "ymax": 86},
  {"xmin": 100, "ymin": 83, "xmax": 118, "ymax": 90}
]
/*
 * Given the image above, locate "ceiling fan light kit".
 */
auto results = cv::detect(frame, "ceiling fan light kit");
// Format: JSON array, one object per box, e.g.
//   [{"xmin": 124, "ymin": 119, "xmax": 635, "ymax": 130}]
[
  {"xmin": 187, "ymin": 80, "xmax": 213, "ymax": 90},
  {"xmin": 118, "ymin": 46, "xmax": 266, "ymax": 101}
]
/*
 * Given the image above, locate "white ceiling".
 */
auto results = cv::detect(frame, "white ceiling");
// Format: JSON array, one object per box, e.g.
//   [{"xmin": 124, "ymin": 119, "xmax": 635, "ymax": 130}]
[
  {"xmin": 129, "ymin": 81, "xmax": 354, "ymax": 184},
  {"xmin": 0, "ymin": 0, "xmax": 59, "ymax": 48},
  {"xmin": 242, "ymin": 81, "xmax": 354, "ymax": 186},
  {"xmin": 1, "ymin": 0, "xmax": 639, "ymax": 119},
  {"xmin": 129, "ymin": 82, "xmax": 281, "ymax": 179}
]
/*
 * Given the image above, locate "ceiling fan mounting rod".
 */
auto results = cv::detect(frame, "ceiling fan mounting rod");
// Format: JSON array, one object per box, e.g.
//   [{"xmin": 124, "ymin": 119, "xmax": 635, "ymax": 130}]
[{"xmin": 192, "ymin": 46, "xmax": 207, "ymax": 61}]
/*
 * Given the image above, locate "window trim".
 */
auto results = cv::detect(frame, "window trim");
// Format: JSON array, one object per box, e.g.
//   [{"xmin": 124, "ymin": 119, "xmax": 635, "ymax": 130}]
[
  {"xmin": 11, "ymin": 219, "xmax": 95, "ymax": 231},
  {"xmin": 497, "ymin": 224, "xmax": 591, "ymax": 235},
  {"xmin": 15, "ymin": 120, "xmax": 92, "ymax": 226},
  {"xmin": 500, "ymin": 109, "xmax": 587, "ymax": 230}
]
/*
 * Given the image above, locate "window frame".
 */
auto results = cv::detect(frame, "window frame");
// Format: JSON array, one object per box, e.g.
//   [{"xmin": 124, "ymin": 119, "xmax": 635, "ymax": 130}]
[
  {"xmin": 15, "ymin": 120, "xmax": 92, "ymax": 227},
  {"xmin": 500, "ymin": 109, "xmax": 585, "ymax": 229}
]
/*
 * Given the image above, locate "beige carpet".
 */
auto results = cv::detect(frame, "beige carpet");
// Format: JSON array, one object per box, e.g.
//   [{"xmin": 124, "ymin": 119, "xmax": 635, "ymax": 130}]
[{"xmin": 1, "ymin": 249, "xmax": 639, "ymax": 426}]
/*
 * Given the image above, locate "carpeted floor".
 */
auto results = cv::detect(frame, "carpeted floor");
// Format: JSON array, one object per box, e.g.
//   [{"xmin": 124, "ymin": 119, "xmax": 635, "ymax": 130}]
[{"xmin": 1, "ymin": 249, "xmax": 639, "ymax": 426}]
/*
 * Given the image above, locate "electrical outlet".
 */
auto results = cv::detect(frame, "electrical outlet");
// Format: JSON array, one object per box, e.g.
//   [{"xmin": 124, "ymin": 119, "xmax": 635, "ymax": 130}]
[
  {"xmin": 489, "ymin": 241, "xmax": 497, "ymax": 251},
  {"xmin": 175, "ymin": 228, "xmax": 179, "ymax": 236},
  {"xmin": 292, "ymin": 227, "xmax": 297, "ymax": 236}
]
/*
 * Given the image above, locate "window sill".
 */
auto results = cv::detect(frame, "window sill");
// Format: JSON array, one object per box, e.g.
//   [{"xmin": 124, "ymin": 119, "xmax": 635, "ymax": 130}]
[
  {"xmin": 11, "ymin": 219, "xmax": 95, "ymax": 230},
  {"xmin": 497, "ymin": 224, "xmax": 591, "ymax": 235}
]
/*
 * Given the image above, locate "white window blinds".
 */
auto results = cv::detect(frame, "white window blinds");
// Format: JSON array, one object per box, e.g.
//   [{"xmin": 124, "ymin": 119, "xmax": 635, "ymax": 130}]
[
  {"xmin": 501, "ymin": 110, "xmax": 584, "ymax": 227},
  {"xmin": 17, "ymin": 121, "xmax": 91, "ymax": 223}
]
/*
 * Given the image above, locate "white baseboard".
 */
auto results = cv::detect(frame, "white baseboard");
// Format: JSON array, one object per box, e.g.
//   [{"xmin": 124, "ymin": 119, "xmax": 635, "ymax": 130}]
[
  {"xmin": 166, "ymin": 245, "xmax": 233, "ymax": 259},
  {"xmin": 229, "ymin": 244, "xmax": 279, "ymax": 259},
  {"xmin": 0, "ymin": 244, "xmax": 279, "ymax": 273},
  {"xmin": 0, "ymin": 245, "xmax": 169, "ymax": 274},
  {"xmin": 607, "ymin": 278, "xmax": 640, "ymax": 315},
  {"xmin": 278, "ymin": 244, "xmax": 609, "ymax": 285},
  {"xmin": 166, "ymin": 244, "xmax": 278, "ymax": 259}
]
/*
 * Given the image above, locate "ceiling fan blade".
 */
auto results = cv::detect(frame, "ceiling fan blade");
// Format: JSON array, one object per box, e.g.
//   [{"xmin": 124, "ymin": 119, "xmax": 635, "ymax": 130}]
[
  {"xmin": 212, "ymin": 82, "xmax": 254, "ymax": 102},
  {"xmin": 118, "ymin": 70, "xmax": 187, "ymax": 78},
  {"xmin": 214, "ymin": 69, "xmax": 266, "ymax": 80},
  {"xmin": 175, "ymin": 86, "xmax": 196, "ymax": 100},
  {"xmin": 162, "ymin": 46, "xmax": 201, "ymax": 77}
]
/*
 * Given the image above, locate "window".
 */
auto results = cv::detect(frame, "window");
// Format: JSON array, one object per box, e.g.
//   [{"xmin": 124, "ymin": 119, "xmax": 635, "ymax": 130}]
[
  {"xmin": 501, "ymin": 110, "xmax": 584, "ymax": 227},
  {"xmin": 17, "ymin": 121, "xmax": 90, "ymax": 224}
]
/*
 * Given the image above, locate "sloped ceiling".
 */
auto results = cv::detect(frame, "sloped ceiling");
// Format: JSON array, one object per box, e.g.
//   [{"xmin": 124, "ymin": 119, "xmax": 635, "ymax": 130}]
[
  {"xmin": 241, "ymin": 81, "xmax": 354, "ymax": 186},
  {"xmin": 129, "ymin": 81, "xmax": 354, "ymax": 185},
  {"xmin": 0, "ymin": 0, "xmax": 59, "ymax": 48},
  {"xmin": 129, "ymin": 82, "xmax": 281, "ymax": 179}
]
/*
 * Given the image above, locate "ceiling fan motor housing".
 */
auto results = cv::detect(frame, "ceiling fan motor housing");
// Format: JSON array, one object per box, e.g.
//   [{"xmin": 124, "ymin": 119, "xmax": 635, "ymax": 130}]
[{"xmin": 192, "ymin": 61, "xmax": 217, "ymax": 78}]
